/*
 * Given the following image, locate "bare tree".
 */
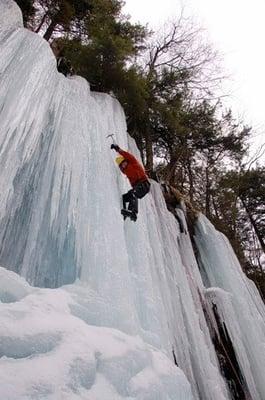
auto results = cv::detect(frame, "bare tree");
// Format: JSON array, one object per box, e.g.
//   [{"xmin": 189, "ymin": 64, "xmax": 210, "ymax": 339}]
[
  {"xmin": 144, "ymin": 10, "xmax": 224, "ymax": 97},
  {"xmin": 137, "ymin": 9, "xmax": 226, "ymax": 172}
]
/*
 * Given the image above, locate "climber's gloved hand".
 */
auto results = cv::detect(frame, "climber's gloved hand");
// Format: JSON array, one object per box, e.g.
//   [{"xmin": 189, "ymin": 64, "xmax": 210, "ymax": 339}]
[{"xmin": 111, "ymin": 144, "xmax": 120, "ymax": 151}]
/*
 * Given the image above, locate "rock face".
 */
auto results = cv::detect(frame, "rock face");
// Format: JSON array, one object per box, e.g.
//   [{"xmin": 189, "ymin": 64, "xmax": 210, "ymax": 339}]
[{"xmin": 0, "ymin": 2, "xmax": 264, "ymax": 399}]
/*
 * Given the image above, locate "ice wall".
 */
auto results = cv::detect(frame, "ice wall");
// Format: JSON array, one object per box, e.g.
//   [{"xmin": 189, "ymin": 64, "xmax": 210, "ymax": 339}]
[
  {"xmin": 0, "ymin": 1, "xmax": 264, "ymax": 399},
  {"xmin": 195, "ymin": 216, "xmax": 265, "ymax": 400}
]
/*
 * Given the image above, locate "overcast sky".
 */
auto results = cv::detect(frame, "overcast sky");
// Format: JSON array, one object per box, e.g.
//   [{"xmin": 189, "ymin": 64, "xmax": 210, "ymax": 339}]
[{"xmin": 124, "ymin": 0, "xmax": 265, "ymax": 159}]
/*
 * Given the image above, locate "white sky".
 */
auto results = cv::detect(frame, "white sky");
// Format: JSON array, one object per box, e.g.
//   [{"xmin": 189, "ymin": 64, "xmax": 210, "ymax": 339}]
[{"xmin": 124, "ymin": 0, "xmax": 265, "ymax": 160}]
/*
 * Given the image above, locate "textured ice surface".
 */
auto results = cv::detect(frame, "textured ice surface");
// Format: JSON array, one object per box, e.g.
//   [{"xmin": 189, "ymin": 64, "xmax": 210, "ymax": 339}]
[
  {"xmin": 195, "ymin": 216, "xmax": 265, "ymax": 400},
  {"xmin": 0, "ymin": 0, "xmax": 23, "ymax": 31},
  {"xmin": 0, "ymin": 268, "xmax": 194, "ymax": 400},
  {"xmin": 0, "ymin": 1, "xmax": 264, "ymax": 399}
]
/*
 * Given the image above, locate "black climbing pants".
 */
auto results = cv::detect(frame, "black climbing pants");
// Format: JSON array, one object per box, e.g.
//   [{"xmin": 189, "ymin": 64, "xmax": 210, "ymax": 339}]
[{"xmin": 122, "ymin": 180, "xmax": 151, "ymax": 214}]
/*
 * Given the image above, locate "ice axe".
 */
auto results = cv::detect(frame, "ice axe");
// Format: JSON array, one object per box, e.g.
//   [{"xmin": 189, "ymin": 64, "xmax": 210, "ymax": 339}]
[{"xmin": 106, "ymin": 134, "xmax": 115, "ymax": 144}]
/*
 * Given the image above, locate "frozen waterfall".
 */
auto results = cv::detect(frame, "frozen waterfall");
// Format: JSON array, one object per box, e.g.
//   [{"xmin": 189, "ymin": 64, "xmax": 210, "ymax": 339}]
[{"xmin": 0, "ymin": 1, "xmax": 264, "ymax": 399}]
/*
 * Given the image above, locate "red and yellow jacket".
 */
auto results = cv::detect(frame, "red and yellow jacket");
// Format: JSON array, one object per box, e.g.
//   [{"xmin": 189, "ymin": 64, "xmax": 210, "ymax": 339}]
[{"xmin": 119, "ymin": 150, "xmax": 148, "ymax": 187}]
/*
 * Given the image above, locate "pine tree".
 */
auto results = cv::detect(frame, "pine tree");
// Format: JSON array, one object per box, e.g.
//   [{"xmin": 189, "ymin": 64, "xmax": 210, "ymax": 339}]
[
  {"xmin": 216, "ymin": 168, "xmax": 265, "ymax": 299},
  {"xmin": 59, "ymin": 1, "xmax": 147, "ymax": 92}
]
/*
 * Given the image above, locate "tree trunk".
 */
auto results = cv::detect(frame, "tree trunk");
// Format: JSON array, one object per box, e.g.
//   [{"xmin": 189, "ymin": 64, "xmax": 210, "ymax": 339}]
[
  {"xmin": 205, "ymin": 165, "xmax": 211, "ymax": 218},
  {"xmin": 212, "ymin": 194, "xmax": 220, "ymax": 220},
  {"xmin": 43, "ymin": 17, "xmax": 58, "ymax": 41},
  {"xmin": 186, "ymin": 159, "xmax": 194, "ymax": 203},
  {"xmin": 165, "ymin": 151, "xmax": 179, "ymax": 185},
  {"xmin": 241, "ymin": 197, "xmax": 265, "ymax": 253},
  {"xmin": 35, "ymin": 13, "xmax": 48, "ymax": 33},
  {"xmin": 134, "ymin": 130, "xmax": 144, "ymax": 163},
  {"xmin": 144, "ymin": 127, "xmax": 153, "ymax": 175}
]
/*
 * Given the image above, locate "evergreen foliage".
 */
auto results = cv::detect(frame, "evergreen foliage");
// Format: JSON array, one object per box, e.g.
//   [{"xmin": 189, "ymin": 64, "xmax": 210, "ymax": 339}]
[{"xmin": 214, "ymin": 167, "xmax": 265, "ymax": 299}]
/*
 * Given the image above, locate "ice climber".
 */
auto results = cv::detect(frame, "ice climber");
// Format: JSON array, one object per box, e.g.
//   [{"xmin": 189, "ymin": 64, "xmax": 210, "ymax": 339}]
[{"xmin": 111, "ymin": 144, "xmax": 150, "ymax": 221}]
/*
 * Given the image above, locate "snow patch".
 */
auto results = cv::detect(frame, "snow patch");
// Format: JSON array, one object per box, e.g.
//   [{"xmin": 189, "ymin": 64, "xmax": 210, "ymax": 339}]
[{"xmin": 0, "ymin": 268, "xmax": 194, "ymax": 400}]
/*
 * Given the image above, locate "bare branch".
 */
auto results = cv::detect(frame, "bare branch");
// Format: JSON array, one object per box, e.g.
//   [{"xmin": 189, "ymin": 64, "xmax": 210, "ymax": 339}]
[
  {"xmin": 246, "ymin": 142, "xmax": 265, "ymax": 170},
  {"xmin": 142, "ymin": 9, "xmax": 224, "ymax": 99}
]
